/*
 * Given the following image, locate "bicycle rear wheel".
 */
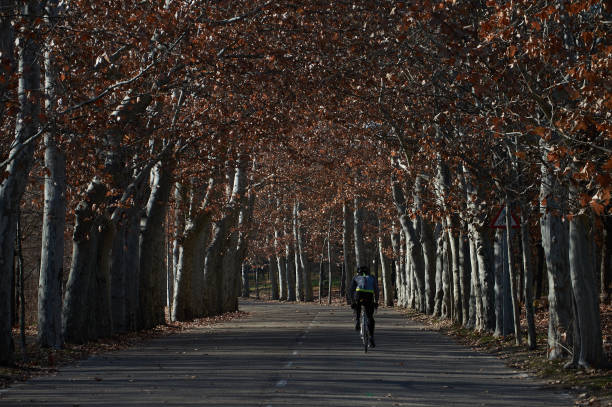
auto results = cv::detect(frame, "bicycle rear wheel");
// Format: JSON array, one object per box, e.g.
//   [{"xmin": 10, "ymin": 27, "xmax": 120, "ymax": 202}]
[{"xmin": 361, "ymin": 307, "xmax": 368, "ymax": 353}]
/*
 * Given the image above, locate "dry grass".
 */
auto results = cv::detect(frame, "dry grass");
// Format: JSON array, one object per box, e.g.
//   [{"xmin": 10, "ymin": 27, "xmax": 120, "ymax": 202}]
[{"xmin": 399, "ymin": 302, "xmax": 612, "ymax": 407}]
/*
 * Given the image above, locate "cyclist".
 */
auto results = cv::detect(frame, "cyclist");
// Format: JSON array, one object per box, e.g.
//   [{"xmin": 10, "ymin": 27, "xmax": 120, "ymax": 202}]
[{"xmin": 349, "ymin": 266, "xmax": 379, "ymax": 348}]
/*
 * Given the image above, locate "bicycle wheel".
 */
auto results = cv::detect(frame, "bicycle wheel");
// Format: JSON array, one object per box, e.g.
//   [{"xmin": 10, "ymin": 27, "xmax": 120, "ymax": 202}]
[{"xmin": 361, "ymin": 307, "xmax": 368, "ymax": 353}]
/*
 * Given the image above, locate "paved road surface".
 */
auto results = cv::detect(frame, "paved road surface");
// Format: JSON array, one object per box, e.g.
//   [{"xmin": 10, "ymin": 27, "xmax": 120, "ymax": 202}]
[{"xmin": 0, "ymin": 300, "xmax": 572, "ymax": 406}]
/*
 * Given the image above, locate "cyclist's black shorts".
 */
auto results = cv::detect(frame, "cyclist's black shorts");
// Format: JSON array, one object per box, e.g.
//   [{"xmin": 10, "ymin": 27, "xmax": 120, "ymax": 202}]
[{"xmin": 354, "ymin": 291, "xmax": 374, "ymax": 306}]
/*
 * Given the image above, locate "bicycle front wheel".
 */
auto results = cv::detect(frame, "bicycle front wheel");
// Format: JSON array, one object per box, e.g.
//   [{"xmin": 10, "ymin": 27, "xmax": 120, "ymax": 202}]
[{"xmin": 361, "ymin": 308, "xmax": 368, "ymax": 353}]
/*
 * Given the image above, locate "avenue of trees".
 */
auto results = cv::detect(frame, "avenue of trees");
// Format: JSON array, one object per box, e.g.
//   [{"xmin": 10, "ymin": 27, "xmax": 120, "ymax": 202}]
[{"xmin": 0, "ymin": 0, "xmax": 610, "ymax": 372}]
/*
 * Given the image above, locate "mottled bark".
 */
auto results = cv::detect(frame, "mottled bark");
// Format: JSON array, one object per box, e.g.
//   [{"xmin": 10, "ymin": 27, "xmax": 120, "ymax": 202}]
[
  {"xmin": 476, "ymin": 230, "xmax": 495, "ymax": 331},
  {"xmin": 458, "ymin": 231, "xmax": 471, "ymax": 325},
  {"xmin": 493, "ymin": 229, "xmax": 505, "ymax": 337},
  {"xmin": 378, "ymin": 219, "xmax": 393, "ymax": 307},
  {"xmin": 111, "ymin": 210, "xmax": 141, "ymax": 333},
  {"xmin": 240, "ymin": 262, "xmax": 251, "ymax": 298},
  {"xmin": 0, "ymin": 0, "xmax": 40, "ymax": 363},
  {"xmin": 467, "ymin": 232, "xmax": 480, "ymax": 329},
  {"xmin": 441, "ymin": 229, "xmax": 451, "ymax": 318},
  {"xmin": 275, "ymin": 228, "xmax": 286, "ymax": 300},
  {"xmin": 447, "ymin": 224, "xmax": 463, "ymax": 324},
  {"xmin": 228, "ymin": 183, "xmax": 256, "ymax": 307},
  {"xmin": 354, "ymin": 197, "xmax": 367, "ymax": 269},
  {"xmin": 89, "ymin": 219, "xmax": 114, "ymax": 340},
  {"xmin": 465, "ymin": 167, "xmax": 494, "ymax": 331},
  {"xmin": 285, "ymin": 232, "xmax": 296, "ymax": 301},
  {"xmin": 520, "ymin": 202, "xmax": 537, "ymax": 349},
  {"xmin": 37, "ymin": 0, "xmax": 65, "ymax": 348},
  {"xmin": 392, "ymin": 175, "xmax": 426, "ymax": 312},
  {"xmin": 241, "ymin": 263, "xmax": 250, "ymax": 298},
  {"xmin": 202, "ymin": 160, "xmax": 247, "ymax": 315},
  {"xmin": 505, "ymin": 202, "xmax": 522, "ymax": 345},
  {"xmin": 139, "ymin": 158, "xmax": 174, "ymax": 329},
  {"xmin": 269, "ymin": 247, "xmax": 279, "ymax": 299},
  {"xmin": 436, "ymin": 162, "xmax": 452, "ymax": 318},
  {"xmin": 540, "ymin": 145, "xmax": 572, "ymax": 360},
  {"xmin": 391, "ymin": 224, "xmax": 401, "ymax": 306},
  {"xmin": 420, "ymin": 218, "xmax": 436, "ymax": 314},
  {"xmin": 567, "ymin": 191, "xmax": 604, "ymax": 368},
  {"xmin": 433, "ymin": 224, "xmax": 444, "ymax": 317},
  {"xmin": 293, "ymin": 202, "xmax": 304, "ymax": 301},
  {"xmin": 62, "ymin": 180, "xmax": 107, "ymax": 344}
]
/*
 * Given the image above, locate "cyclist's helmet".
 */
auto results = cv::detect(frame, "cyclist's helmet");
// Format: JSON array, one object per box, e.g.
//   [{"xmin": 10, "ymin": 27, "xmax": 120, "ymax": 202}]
[{"xmin": 357, "ymin": 266, "xmax": 369, "ymax": 275}]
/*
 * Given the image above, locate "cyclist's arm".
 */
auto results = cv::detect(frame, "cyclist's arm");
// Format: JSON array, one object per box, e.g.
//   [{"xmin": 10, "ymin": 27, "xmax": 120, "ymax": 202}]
[{"xmin": 349, "ymin": 278, "xmax": 357, "ymax": 304}]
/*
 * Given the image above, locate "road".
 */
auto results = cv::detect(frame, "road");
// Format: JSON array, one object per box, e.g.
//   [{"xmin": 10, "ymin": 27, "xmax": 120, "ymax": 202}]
[{"xmin": 0, "ymin": 300, "xmax": 572, "ymax": 406}]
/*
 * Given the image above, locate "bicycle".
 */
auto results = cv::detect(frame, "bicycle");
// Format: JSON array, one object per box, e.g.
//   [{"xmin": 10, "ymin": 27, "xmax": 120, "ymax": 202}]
[{"xmin": 359, "ymin": 303, "xmax": 369, "ymax": 353}]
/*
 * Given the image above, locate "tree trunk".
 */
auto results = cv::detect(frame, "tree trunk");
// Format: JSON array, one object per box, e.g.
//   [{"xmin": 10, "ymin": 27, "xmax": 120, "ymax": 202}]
[
  {"xmin": 172, "ymin": 234, "xmax": 195, "ymax": 321},
  {"xmin": 202, "ymin": 160, "xmax": 247, "ymax": 315},
  {"xmin": 343, "ymin": 202, "xmax": 353, "ymax": 304},
  {"xmin": 520, "ymin": 201, "xmax": 537, "ymax": 349},
  {"xmin": 392, "ymin": 175, "xmax": 426, "ymax": 312},
  {"xmin": 110, "ymin": 166, "xmax": 147, "ymax": 334},
  {"xmin": 270, "ymin": 255, "xmax": 279, "ymax": 301},
  {"xmin": 90, "ymin": 219, "xmax": 115, "ymax": 340},
  {"xmin": 354, "ymin": 197, "xmax": 367, "ymax": 269},
  {"xmin": 476, "ymin": 229, "xmax": 495, "ymax": 331},
  {"xmin": 62, "ymin": 180, "xmax": 107, "ymax": 344},
  {"xmin": 15, "ymin": 211, "xmax": 26, "ymax": 359},
  {"xmin": 38, "ymin": 35, "xmax": 66, "ymax": 348},
  {"xmin": 318, "ymin": 246, "xmax": 325, "ymax": 303},
  {"xmin": 38, "ymin": 0, "xmax": 65, "ymax": 347},
  {"xmin": 139, "ymin": 158, "xmax": 173, "ymax": 329},
  {"xmin": 535, "ymin": 243, "xmax": 545, "ymax": 300},
  {"xmin": 241, "ymin": 263, "xmax": 250, "ymax": 298},
  {"xmin": 296, "ymin": 203, "xmax": 312, "ymax": 301},
  {"xmin": 505, "ymin": 202, "xmax": 522, "ymax": 345},
  {"xmin": 0, "ymin": 0, "xmax": 40, "ymax": 364},
  {"xmin": 467, "ymin": 232, "xmax": 480, "ymax": 329},
  {"xmin": 567, "ymin": 193, "xmax": 604, "ymax": 368},
  {"xmin": 441, "ymin": 229, "xmax": 452, "ymax": 318},
  {"xmin": 391, "ymin": 224, "xmax": 401, "ymax": 306},
  {"xmin": 601, "ymin": 216, "xmax": 612, "ymax": 304},
  {"xmin": 458, "ymin": 231, "xmax": 471, "ymax": 325},
  {"xmin": 540, "ymin": 145, "xmax": 572, "ymax": 360},
  {"xmin": 378, "ymin": 219, "xmax": 393, "ymax": 307},
  {"xmin": 447, "ymin": 224, "xmax": 463, "ymax": 324},
  {"xmin": 433, "ymin": 224, "xmax": 444, "ymax": 316},
  {"xmin": 465, "ymin": 166, "xmax": 494, "ymax": 331},
  {"xmin": 422, "ymin": 218, "xmax": 436, "ymax": 315},
  {"xmin": 228, "ymin": 183, "xmax": 256, "ymax": 307},
  {"xmin": 436, "ymin": 162, "xmax": 453, "ymax": 318},
  {"xmin": 285, "ymin": 232, "xmax": 296, "ymax": 301},
  {"xmin": 293, "ymin": 202, "xmax": 304, "ymax": 301},
  {"xmin": 493, "ymin": 229, "xmax": 505, "ymax": 337},
  {"xmin": 275, "ymin": 228, "xmax": 286, "ymax": 300},
  {"xmin": 327, "ymin": 229, "xmax": 333, "ymax": 305}
]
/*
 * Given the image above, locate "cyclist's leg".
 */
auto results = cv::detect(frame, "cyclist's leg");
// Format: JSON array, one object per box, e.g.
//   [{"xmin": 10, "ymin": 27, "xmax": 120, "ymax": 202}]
[
  {"xmin": 354, "ymin": 292, "xmax": 362, "ymax": 330},
  {"xmin": 365, "ymin": 295, "xmax": 375, "ymax": 337}
]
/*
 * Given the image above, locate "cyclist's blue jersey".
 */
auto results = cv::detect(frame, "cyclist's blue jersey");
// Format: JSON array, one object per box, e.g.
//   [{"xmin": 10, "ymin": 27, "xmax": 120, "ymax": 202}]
[{"xmin": 354, "ymin": 275, "xmax": 376, "ymax": 294}]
